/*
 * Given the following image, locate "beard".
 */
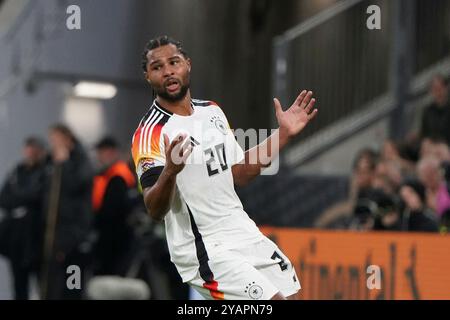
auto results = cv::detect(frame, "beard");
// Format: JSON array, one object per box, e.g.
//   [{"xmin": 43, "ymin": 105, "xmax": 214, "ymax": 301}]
[{"xmin": 154, "ymin": 81, "xmax": 190, "ymax": 102}]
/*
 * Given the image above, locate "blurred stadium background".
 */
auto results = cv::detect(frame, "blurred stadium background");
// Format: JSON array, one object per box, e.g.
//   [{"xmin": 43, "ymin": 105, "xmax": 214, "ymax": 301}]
[{"xmin": 0, "ymin": 0, "xmax": 449, "ymax": 300}]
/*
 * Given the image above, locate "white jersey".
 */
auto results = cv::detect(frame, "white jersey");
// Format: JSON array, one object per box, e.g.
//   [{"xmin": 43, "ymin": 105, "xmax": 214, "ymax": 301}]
[{"xmin": 131, "ymin": 99, "xmax": 264, "ymax": 282}]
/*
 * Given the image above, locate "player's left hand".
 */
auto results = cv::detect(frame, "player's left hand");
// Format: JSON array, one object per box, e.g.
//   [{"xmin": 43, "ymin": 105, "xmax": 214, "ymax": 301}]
[{"xmin": 273, "ymin": 90, "xmax": 318, "ymax": 139}]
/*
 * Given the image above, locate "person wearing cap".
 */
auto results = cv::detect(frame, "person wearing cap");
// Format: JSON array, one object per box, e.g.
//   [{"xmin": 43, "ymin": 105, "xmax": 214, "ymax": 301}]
[
  {"xmin": 92, "ymin": 137, "xmax": 136, "ymax": 276},
  {"xmin": 0, "ymin": 136, "xmax": 47, "ymax": 299}
]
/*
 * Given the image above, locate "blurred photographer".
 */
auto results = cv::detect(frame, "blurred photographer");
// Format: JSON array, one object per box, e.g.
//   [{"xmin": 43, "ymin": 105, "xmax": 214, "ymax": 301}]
[
  {"xmin": 317, "ymin": 149, "xmax": 378, "ymax": 229},
  {"xmin": 350, "ymin": 197, "xmax": 377, "ymax": 231},
  {"xmin": 372, "ymin": 191, "xmax": 401, "ymax": 232},
  {"xmin": 351, "ymin": 189, "xmax": 401, "ymax": 232}
]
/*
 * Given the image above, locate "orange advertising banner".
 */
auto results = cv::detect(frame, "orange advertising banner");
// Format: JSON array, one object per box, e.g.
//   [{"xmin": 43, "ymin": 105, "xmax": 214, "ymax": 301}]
[{"xmin": 259, "ymin": 227, "xmax": 450, "ymax": 300}]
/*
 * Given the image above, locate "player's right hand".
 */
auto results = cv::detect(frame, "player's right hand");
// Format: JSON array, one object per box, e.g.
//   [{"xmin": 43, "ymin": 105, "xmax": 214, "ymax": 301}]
[{"xmin": 163, "ymin": 133, "xmax": 193, "ymax": 175}]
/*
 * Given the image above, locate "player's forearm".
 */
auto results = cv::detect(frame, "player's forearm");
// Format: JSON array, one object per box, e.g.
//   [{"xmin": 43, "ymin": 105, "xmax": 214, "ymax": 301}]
[
  {"xmin": 233, "ymin": 128, "xmax": 291, "ymax": 186},
  {"xmin": 143, "ymin": 167, "xmax": 177, "ymax": 221}
]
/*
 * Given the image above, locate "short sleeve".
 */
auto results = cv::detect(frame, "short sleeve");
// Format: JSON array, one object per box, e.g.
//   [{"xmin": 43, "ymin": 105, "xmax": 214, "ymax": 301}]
[
  {"xmin": 228, "ymin": 133, "xmax": 245, "ymax": 166},
  {"xmin": 131, "ymin": 121, "xmax": 166, "ymax": 189}
]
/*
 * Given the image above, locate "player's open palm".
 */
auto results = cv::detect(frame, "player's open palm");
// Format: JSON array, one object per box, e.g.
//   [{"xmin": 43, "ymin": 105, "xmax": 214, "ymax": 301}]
[
  {"xmin": 163, "ymin": 133, "xmax": 193, "ymax": 175},
  {"xmin": 273, "ymin": 90, "xmax": 318, "ymax": 138}
]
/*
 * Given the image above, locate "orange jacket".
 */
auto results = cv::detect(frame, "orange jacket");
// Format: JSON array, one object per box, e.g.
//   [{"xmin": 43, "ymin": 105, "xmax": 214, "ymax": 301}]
[{"xmin": 92, "ymin": 161, "xmax": 136, "ymax": 212}]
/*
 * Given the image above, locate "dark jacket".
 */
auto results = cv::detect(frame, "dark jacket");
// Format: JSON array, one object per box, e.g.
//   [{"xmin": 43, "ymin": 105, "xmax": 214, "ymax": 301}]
[
  {"xmin": 402, "ymin": 208, "xmax": 439, "ymax": 233},
  {"xmin": 93, "ymin": 161, "xmax": 136, "ymax": 275},
  {"xmin": 421, "ymin": 102, "xmax": 450, "ymax": 144},
  {"xmin": 43, "ymin": 143, "xmax": 93, "ymax": 256},
  {"xmin": 0, "ymin": 161, "xmax": 46, "ymax": 266}
]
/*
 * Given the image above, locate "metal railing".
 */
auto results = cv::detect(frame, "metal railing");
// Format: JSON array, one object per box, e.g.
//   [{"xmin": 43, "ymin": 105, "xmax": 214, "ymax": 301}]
[
  {"xmin": 273, "ymin": 0, "xmax": 450, "ymax": 167},
  {"xmin": 272, "ymin": 0, "xmax": 390, "ymax": 140}
]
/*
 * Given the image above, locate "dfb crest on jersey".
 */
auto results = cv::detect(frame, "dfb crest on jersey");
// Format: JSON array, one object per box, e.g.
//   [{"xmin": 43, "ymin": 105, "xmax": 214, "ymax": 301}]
[
  {"xmin": 210, "ymin": 115, "xmax": 227, "ymax": 135},
  {"xmin": 245, "ymin": 282, "xmax": 263, "ymax": 300}
]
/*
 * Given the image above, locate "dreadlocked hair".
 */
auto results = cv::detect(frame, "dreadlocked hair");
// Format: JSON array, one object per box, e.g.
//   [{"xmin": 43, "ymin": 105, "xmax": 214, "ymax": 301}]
[{"xmin": 141, "ymin": 35, "xmax": 188, "ymax": 74}]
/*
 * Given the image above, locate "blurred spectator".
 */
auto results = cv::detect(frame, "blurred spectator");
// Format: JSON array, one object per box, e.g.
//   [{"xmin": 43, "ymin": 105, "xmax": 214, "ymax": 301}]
[
  {"xmin": 399, "ymin": 179, "xmax": 439, "ymax": 232},
  {"xmin": 0, "ymin": 137, "xmax": 47, "ymax": 299},
  {"xmin": 420, "ymin": 138, "xmax": 450, "ymax": 162},
  {"xmin": 417, "ymin": 157, "xmax": 450, "ymax": 220},
  {"xmin": 316, "ymin": 75, "xmax": 450, "ymax": 233},
  {"xmin": 420, "ymin": 75, "xmax": 450, "ymax": 145},
  {"xmin": 373, "ymin": 159, "xmax": 402, "ymax": 195},
  {"xmin": 380, "ymin": 140, "xmax": 416, "ymax": 176},
  {"xmin": 351, "ymin": 149, "xmax": 378, "ymax": 195},
  {"xmin": 315, "ymin": 149, "xmax": 378, "ymax": 228},
  {"xmin": 40, "ymin": 124, "xmax": 93, "ymax": 300},
  {"xmin": 91, "ymin": 137, "xmax": 136, "ymax": 276},
  {"xmin": 444, "ymin": 160, "xmax": 450, "ymax": 194}
]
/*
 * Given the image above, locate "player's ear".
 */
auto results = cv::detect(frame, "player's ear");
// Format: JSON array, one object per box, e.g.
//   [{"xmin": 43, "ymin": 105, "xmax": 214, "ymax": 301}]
[
  {"xmin": 144, "ymin": 72, "xmax": 151, "ymax": 85},
  {"xmin": 186, "ymin": 58, "xmax": 192, "ymax": 72}
]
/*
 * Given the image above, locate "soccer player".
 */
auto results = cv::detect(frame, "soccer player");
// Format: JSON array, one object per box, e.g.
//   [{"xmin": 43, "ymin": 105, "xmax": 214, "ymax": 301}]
[{"xmin": 132, "ymin": 36, "xmax": 318, "ymax": 300}]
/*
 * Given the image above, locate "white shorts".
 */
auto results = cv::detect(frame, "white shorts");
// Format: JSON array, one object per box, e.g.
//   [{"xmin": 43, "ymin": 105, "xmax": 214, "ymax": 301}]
[{"xmin": 188, "ymin": 237, "xmax": 301, "ymax": 300}]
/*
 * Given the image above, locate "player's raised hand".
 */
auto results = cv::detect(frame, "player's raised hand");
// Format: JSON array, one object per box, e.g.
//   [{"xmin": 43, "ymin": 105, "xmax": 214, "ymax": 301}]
[
  {"xmin": 163, "ymin": 133, "xmax": 193, "ymax": 175},
  {"xmin": 273, "ymin": 90, "xmax": 318, "ymax": 139}
]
